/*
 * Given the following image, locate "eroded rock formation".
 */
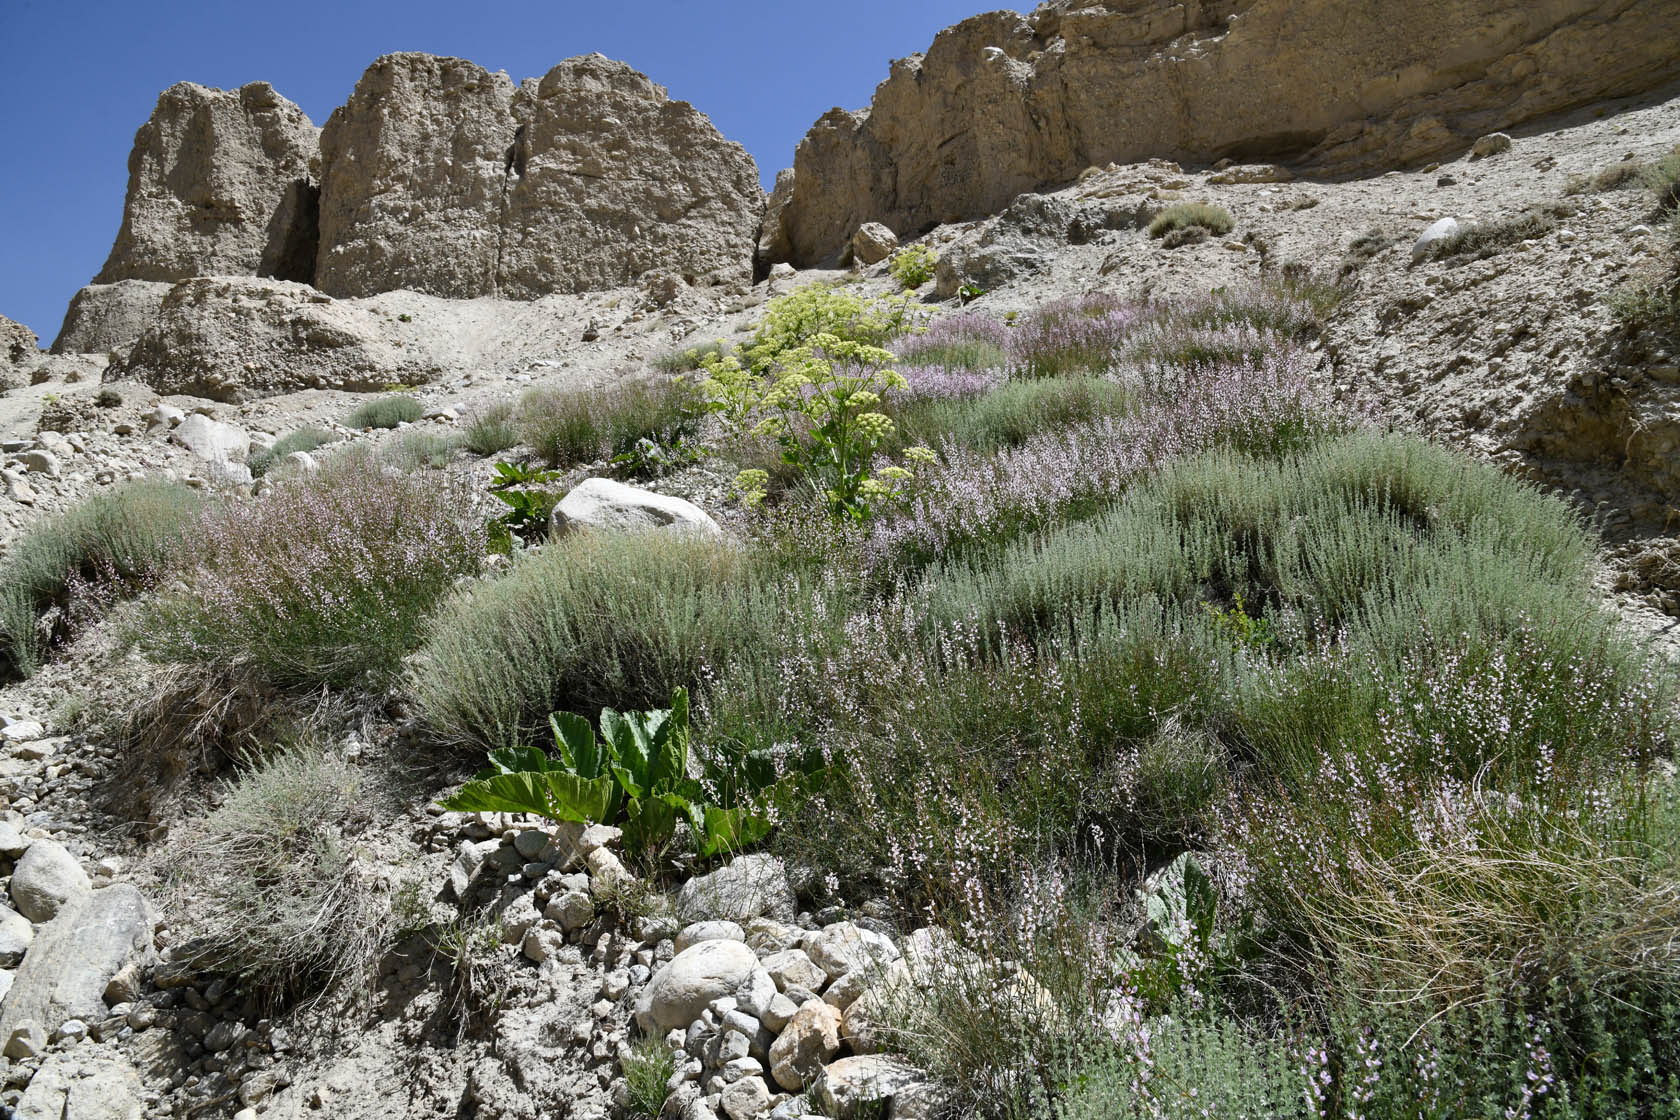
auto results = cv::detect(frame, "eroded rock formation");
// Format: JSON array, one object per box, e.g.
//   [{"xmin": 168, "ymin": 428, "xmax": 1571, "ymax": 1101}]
[
  {"xmin": 96, "ymin": 81, "xmax": 320, "ymax": 285},
  {"xmin": 112, "ymin": 278, "xmax": 431, "ymax": 402},
  {"xmin": 314, "ymin": 52, "xmax": 762, "ymax": 300},
  {"xmin": 769, "ymin": 0, "xmax": 1680, "ymax": 265}
]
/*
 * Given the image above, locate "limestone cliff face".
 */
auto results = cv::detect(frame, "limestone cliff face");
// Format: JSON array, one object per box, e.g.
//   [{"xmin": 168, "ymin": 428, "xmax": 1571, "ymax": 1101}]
[
  {"xmin": 769, "ymin": 0, "xmax": 1680, "ymax": 265},
  {"xmin": 95, "ymin": 81, "xmax": 320, "ymax": 285}
]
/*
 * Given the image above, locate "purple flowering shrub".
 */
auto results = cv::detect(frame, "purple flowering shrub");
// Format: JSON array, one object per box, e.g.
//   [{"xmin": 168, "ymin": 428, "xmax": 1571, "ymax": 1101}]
[{"xmin": 144, "ymin": 460, "xmax": 482, "ymax": 690}]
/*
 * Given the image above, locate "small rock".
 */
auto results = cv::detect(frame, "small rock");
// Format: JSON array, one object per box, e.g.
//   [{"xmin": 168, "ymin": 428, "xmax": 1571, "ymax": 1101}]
[
  {"xmin": 546, "ymin": 890, "xmax": 596, "ymax": 932},
  {"xmin": 10, "ymin": 838, "xmax": 91, "ymax": 922},
  {"xmin": 636, "ymin": 939, "xmax": 760, "ymax": 1033},
  {"xmin": 18, "ymin": 451, "xmax": 60, "ymax": 478},
  {"xmin": 1, "ymin": 720, "xmax": 45, "ymax": 742},
  {"xmin": 553, "ymin": 478, "xmax": 723, "ymax": 540},
  {"xmin": 677, "ymin": 921, "xmax": 746, "ymax": 954},
  {"xmin": 719, "ymin": 1074, "xmax": 772, "ymax": 1120},
  {"xmin": 677, "ymin": 855, "xmax": 797, "ymax": 925},
  {"xmin": 769, "ymin": 1000, "xmax": 843, "ymax": 1091},
  {"xmin": 850, "ymin": 223, "xmax": 899, "ymax": 267},
  {"xmin": 1470, "ymin": 131, "xmax": 1512, "ymax": 159},
  {"xmin": 1411, "ymin": 216, "xmax": 1461, "ymax": 262},
  {"xmin": 4, "ymin": 1019, "xmax": 46, "ymax": 1059},
  {"xmin": 811, "ymin": 1056, "xmax": 928, "ymax": 1120},
  {"xmin": 0, "ymin": 902, "xmax": 34, "ymax": 966}
]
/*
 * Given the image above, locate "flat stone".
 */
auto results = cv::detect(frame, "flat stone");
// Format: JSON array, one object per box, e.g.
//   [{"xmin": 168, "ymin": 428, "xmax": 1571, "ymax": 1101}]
[
  {"xmin": 552, "ymin": 478, "xmax": 723, "ymax": 539},
  {"xmin": 0, "ymin": 885, "xmax": 156, "ymax": 1043},
  {"xmin": 12, "ymin": 1046, "xmax": 146, "ymax": 1120}
]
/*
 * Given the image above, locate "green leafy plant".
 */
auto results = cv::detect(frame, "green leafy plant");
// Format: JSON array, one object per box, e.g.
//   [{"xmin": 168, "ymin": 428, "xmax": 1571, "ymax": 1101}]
[
  {"xmin": 958, "ymin": 284, "xmax": 987, "ymax": 305},
  {"xmin": 487, "ymin": 461, "xmax": 561, "ymax": 551},
  {"xmin": 439, "ymin": 688, "xmax": 774, "ymax": 861},
  {"xmin": 702, "ymin": 335, "xmax": 934, "ymax": 518},
  {"xmin": 1203, "ymin": 591, "xmax": 1275, "ymax": 649},
  {"xmin": 742, "ymin": 285, "xmax": 920, "ymax": 373},
  {"xmin": 891, "ymin": 245, "xmax": 939, "ymax": 290}
]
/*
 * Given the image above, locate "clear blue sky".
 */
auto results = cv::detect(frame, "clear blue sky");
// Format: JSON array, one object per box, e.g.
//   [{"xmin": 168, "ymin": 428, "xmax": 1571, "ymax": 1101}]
[{"xmin": 0, "ymin": 0, "xmax": 987, "ymax": 345}]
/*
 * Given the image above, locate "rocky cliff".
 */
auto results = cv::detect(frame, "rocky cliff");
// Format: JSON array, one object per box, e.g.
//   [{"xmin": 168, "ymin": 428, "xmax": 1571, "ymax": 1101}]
[
  {"xmin": 59, "ymin": 52, "xmax": 763, "ymax": 351},
  {"xmin": 767, "ymin": 0, "xmax": 1680, "ymax": 265},
  {"xmin": 95, "ymin": 81, "xmax": 321, "ymax": 285}
]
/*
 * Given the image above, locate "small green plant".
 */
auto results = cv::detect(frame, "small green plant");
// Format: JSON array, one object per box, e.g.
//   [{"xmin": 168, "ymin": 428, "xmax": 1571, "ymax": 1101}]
[
  {"xmin": 1148, "ymin": 203, "xmax": 1235, "ymax": 241},
  {"xmin": 439, "ymin": 689, "xmax": 774, "ymax": 861},
  {"xmin": 517, "ymin": 379, "xmax": 704, "ymax": 471},
  {"xmin": 486, "ymin": 461, "xmax": 562, "ymax": 552},
  {"xmin": 95, "ymin": 388, "xmax": 122, "ymax": 408},
  {"xmin": 702, "ymin": 336, "xmax": 934, "ymax": 518},
  {"xmin": 890, "ymin": 245, "xmax": 939, "ymax": 290},
  {"xmin": 249, "ymin": 427, "xmax": 337, "ymax": 477},
  {"xmin": 1202, "ymin": 591, "xmax": 1275, "ymax": 649},
  {"xmin": 623, "ymin": 1035, "xmax": 676, "ymax": 1118},
  {"xmin": 958, "ymin": 283, "xmax": 987, "ymax": 305},
  {"xmin": 1640, "ymin": 150, "xmax": 1680, "ymax": 211},
  {"xmin": 397, "ymin": 313, "xmax": 414, "ymax": 323},
  {"xmin": 346, "ymin": 394, "xmax": 424, "ymax": 430},
  {"xmin": 650, "ymin": 339, "xmax": 728, "ymax": 374},
  {"xmin": 462, "ymin": 403, "xmax": 519, "ymax": 457}
]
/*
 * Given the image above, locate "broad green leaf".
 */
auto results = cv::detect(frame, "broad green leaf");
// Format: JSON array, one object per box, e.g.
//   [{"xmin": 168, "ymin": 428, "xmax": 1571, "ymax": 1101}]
[
  {"xmin": 697, "ymin": 805, "xmax": 773, "ymax": 861},
  {"xmin": 549, "ymin": 711, "xmax": 602, "ymax": 778},
  {"xmin": 441, "ymin": 772, "xmax": 557, "ymax": 820},
  {"xmin": 482, "ymin": 746, "xmax": 553, "ymax": 778},
  {"xmin": 623, "ymin": 794, "xmax": 683, "ymax": 853}
]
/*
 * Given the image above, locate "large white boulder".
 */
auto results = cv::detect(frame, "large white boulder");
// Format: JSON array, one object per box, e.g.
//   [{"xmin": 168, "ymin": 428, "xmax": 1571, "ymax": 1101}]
[
  {"xmin": 10, "ymin": 839, "xmax": 91, "ymax": 923},
  {"xmin": 551, "ymin": 477, "xmax": 722, "ymax": 538},
  {"xmin": 634, "ymin": 938, "xmax": 759, "ymax": 1033}
]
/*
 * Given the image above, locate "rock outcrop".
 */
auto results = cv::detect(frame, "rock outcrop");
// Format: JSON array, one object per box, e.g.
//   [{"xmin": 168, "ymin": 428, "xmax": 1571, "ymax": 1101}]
[
  {"xmin": 497, "ymin": 55, "xmax": 764, "ymax": 297},
  {"xmin": 2, "ymin": 315, "xmax": 39, "ymax": 386},
  {"xmin": 315, "ymin": 52, "xmax": 762, "ymax": 301},
  {"xmin": 769, "ymin": 0, "xmax": 1680, "ymax": 265},
  {"xmin": 96, "ymin": 82, "xmax": 320, "ymax": 285},
  {"xmin": 50, "ymin": 281, "xmax": 171, "ymax": 355},
  {"xmin": 314, "ymin": 54, "xmax": 519, "ymax": 301},
  {"xmin": 111, "ymin": 277, "xmax": 429, "ymax": 402}
]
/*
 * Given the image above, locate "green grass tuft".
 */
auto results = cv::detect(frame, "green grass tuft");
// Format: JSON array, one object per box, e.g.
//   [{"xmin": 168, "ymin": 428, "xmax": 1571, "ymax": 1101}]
[
  {"xmin": 1148, "ymin": 203, "xmax": 1235, "ymax": 240},
  {"xmin": 346, "ymin": 395, "xmax": 424, "ymax": 430}
]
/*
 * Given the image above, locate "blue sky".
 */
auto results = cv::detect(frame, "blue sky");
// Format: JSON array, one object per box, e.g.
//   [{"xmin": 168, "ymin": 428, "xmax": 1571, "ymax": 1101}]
[{"xmin": 0, "ymin": 0, "xmax": 985, "ymax": 344}]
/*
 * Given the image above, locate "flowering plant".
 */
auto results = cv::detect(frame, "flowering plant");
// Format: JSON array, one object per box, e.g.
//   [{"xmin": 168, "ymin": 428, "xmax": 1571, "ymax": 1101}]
[{"xmin": 703, "ymin": 333, "xmax": 934, "ymax": 519}]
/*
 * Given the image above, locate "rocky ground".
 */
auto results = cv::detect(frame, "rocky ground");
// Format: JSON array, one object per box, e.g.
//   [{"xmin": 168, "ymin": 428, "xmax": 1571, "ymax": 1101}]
[{"xmin": 0, "ymin": 62, "xmax": 1676, "ymax": 1120}]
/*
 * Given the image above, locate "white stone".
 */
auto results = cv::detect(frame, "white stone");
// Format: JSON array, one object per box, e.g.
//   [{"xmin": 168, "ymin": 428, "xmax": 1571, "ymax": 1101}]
[
  {"xmin": 172, "ymin": 413, "xmax": 250, "ymax": 463},
  {"xmin": 10, "ymin": 838, "xmax": 91, "ymax": 923},
  {"xmin": 636, "ymin": 939, "xmax": 760, "ymax": 1033},
  {"xmin": 553, "ymin": 477, "xmax": 723, "ymax": 539},
  {"xmin": 676, "ymin": 920, "xmax": 745, "ymax": 954},
  {"xmin": 1411, "ymin": 216, "xmax": 1461, "ymax": 262},
  {"xmin": 676, "ymin": 854, "xmax": 797, "ymax": 925}
]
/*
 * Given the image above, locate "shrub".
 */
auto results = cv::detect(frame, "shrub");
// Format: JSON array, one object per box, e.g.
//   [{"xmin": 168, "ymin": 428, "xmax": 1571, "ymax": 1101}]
[
  {"xmin": 163, "ymin": 748, "xmax": 385, "ymax": 1004},
  {"xmin": 462, "ymin": 402, "xmax": 519, "ymax": 457},
  {"xmin": 249, "ymin": 427, "xmax": 337, "ymax": 477},
  {"xmin": 380, "ymin": 430, "xmax": 462, "ymax": 472},
  {"xmin": 411, "ymin": 532, "xmax": 801, "ymax": 754},
  {"xmin": 895, "ymin": 312, "xmax": 1012, "ymax": 371},
  {"xmin": 517, "ymin": 378, "xmax": 704, "ymax": 471},
  {"xmin": 650, "ymin": 339, "xmax": 729, "ymax": 375},
  {"xmin": 1609, "ymin": 270, "xmax": 1680, "ymax": 335},
  {"xmin": 1010, "ymin": 294, "xmax": 1148, "ymax": 379},
  {"xmin": 142, "ymin": 459, "xmax": 481, "ymax": 691},
  {"xmin": 1147, "ymin": 203, "xmax": 1235, "ymax": 240},
  {"xmin": 0, "ymin": 480, "xmax": 200, "ymax": 677},
  {"xmin": 1565, "ymin": 159, "xmax": 1648, "ymax": 196},
  {"xmin": 346, "ymin": 394, "xmax": 424, "ymax": 429},
  {"xmin": 890, "ymin": 244, "xmax": 939, "ymax": 290},
  {"xmin": 1641, "ymin": 150, "xmax": 1680, "ymax": 211},
  {"xmin": 1419, "ymin": 206, "xmax": 1563, "ymax": 261},
  {"xmin": 888, "ymin": 376, "xmax": 1135, "ymax": 454},
  {"xmin": 743, "ymin": 285, "xmax": 921, "ymax": 372}
]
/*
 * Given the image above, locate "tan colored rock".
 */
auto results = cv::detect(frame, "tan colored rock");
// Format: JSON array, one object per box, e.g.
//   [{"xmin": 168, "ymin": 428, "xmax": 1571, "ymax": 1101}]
[
  {"xmin": 315, "ymin": 52, "xmax": 762, "ymax": 301},
  {"xmin": 315, "ymin": 53, "xmax": 518, "ymax": 300},
  {"xmin": 111, "ymin": 277, "xmax": 427, "ymax": 402},
  {"xmin": 50, "ymin": 281, "xmax": 170, "ymax": 355},
  {"xmin": 97, "ymin": 82, "xmax": 319, "ymax": 285},
  {"xmin": 850, "ymin": 223, "xmax": 899, "ymax": 267},
  {"xmin": 773, "ymin": 0, "xmax": 1680, "ymax": 264},
  {"xmin": 2, "ymin": 315, "xmax": 39, "ymax": 388},
  {"xmin": 768, "ymin": 999, "xmax": 842, "ymax": 1092},
  {"xmin": 498, "ymin": 54, "xmax": 763, "ymax": 297}
]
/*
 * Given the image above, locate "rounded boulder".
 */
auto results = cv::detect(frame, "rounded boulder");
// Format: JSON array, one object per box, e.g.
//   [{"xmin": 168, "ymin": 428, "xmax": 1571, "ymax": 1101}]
[{"xmin": 634, "ymin": 938, "xmax": 759, "ymax": 1032}]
